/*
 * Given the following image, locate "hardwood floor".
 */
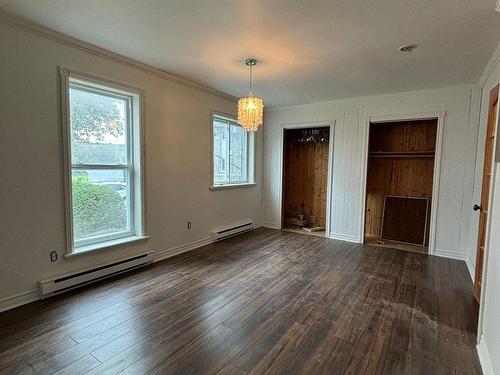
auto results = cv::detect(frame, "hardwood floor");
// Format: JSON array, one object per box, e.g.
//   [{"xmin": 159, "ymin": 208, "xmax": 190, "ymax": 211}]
[{"xmin": 0, "ymin": 228, "xmax": 481, "ymax": 374}]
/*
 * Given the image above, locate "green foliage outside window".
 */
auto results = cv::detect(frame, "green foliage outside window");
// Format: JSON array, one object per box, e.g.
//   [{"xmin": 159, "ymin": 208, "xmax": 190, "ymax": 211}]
[
  {"xmin": 72, "ymin": 179, "xmax": 127, "ymax": 240},
  {"xmin": 70, "ymin": 88, "xmax": 124, "ymax": 143}
]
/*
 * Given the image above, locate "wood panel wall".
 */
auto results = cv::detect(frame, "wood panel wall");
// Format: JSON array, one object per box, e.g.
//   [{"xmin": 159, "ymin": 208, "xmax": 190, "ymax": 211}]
[
  {"xmin": 364, "ymin": 120, "xmax": 437, "ymax": 243},
  {"xmin": 369, "ymin": 120, "xmax": 437, "ymax": 153},
  {"xmin": 283, "ymin": 129, "xmax": 329, "ymax": 227}
]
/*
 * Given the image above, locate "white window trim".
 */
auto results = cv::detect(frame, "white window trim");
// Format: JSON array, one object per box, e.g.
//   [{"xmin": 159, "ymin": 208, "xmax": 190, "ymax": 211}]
[
  {"xmin": 209, "ymin": 112, "xmax": 256, "ymax": 190},
  {"xmin": 60, "ymin": 67, "xmax": 147, "ymax": 255}
]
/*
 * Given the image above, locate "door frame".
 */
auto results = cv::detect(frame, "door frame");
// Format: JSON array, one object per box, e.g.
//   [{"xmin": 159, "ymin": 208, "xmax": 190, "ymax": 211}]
[
  {"xmin": 475, "ymin": 84, "xmax": 500, "ymax": 300},
  {"xmin": 477, "ymin": 84, "xmax": 500, "ymax": 340},
  {"xmin": 278, "ymin": 120, "xmax": 335, "ymax": 236},
  {"xmin": 359, "ymin": 111, "xmax": 445, "ymax": 255}
]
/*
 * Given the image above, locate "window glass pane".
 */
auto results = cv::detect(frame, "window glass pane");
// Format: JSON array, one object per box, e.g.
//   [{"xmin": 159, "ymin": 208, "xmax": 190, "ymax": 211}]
[
  {"xmin": 229, "ymin": 124, "xmax": 247, "ymax": 182},
  {"xmin": 72, "ymin": 169, "xmax": 130, "ymax": 242},
  {"xmin": 212, "ymin": 116, "xmax": 252, "ymax": 186},
  {"xmin": 69, "ymin": 85, "xmax": 128, "ymax": 165},
  {"xmin": 213, "ymin": 119, "xmax": 229, "ymax": 184}
]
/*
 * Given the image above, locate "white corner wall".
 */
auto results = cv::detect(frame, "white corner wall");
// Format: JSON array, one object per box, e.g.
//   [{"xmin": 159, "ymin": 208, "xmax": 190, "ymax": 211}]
[
  {"xmin": 0, "ymin": 19, "xmax": 263, "ymax": 306},
  {"xmin": 476, "ymin": 43, "xmax": 500, "ymax": 375},
  {"xmin": 262, "ymin": 85, "xmax": 481, "ymax": 264}
]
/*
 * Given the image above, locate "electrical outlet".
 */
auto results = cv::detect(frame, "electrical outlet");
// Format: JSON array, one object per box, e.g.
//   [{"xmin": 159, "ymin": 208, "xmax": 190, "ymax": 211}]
[
  {"xmin": 50, "ymin": 250, "xmax": 58, "ymax": 262},
  {"xmin": 187, "ymin": 221, "xmax": 192, "ymax": 230}
]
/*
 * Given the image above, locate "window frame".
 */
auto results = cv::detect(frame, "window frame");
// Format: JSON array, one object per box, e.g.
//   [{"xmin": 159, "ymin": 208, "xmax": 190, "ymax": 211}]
[
  {"xmin": 60, "ymin": 67, "xmax": 147, "ymax": 255},
  {"xmin": 210, "ymin": 112, "xmax": 256, "ymax": 190}
]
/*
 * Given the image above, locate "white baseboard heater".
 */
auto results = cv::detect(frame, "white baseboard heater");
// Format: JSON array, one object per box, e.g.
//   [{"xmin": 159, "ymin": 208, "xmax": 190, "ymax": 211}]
[
  {"xmin": 211, "ymin": 221, "xmax": 254, "ymax": 241},
  {"xmin": 39, "ymin": 251, "xmax": 155, "ymax": 297}
]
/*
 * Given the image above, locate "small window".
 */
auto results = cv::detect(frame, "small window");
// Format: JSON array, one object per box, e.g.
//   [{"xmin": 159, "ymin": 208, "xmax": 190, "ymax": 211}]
[
  {"xmin": 211, "ymin": 114, "xmax": 255, "ymax": 188},
  {"xmin": 61, "ymin": 69, "xmax": 145, "ymax": 253}
]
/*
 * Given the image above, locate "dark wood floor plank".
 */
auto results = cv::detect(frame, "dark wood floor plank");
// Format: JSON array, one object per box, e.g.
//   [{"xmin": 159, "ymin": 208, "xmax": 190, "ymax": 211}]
[
  {"xmin": 216, "ymin": 362, "xmax": 247, "ymax": 375},
  {"xmin": 0, "ymin": 228, "xmax": 481, "ymax": 375},
  {"xmin": 52, "ymin": 354, "xmax": 101, "ymax": 375},
  {"xmin": 0, "ymin": 301, "xmax": 131, "ymax": 369},
  {"xmin": 88, "ymin": 281, "xmax": 261, "ymax": 363},
  {"xmin": 123, "ymin": 324, "xmax": 234, "ymax": 375},
  {"xmin": 247, "ymin": 322, "xmax": 308, "ymax": 375}
]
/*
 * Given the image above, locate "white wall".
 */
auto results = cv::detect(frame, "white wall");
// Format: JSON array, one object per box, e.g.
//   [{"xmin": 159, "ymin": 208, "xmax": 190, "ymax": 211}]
[
  {"xmin": 0, "ymin": 19, "xmax": 263, "ymax": 304},
  {"xmin": 262, "ymin": 85, "xmax": 481, "ymax": 263},
  {"xmin": 476, "ymin": 43, "xmax": 500, "ymax": 375}
]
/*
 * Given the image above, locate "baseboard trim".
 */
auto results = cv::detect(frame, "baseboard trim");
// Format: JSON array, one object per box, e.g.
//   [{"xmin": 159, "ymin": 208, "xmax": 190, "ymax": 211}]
[
  {"xmin": 477, "ymin": 336, "xmax": 495, "ymax": 375},
  {"xmin": 0, "ymin": 288, "xmax": 40, "ymax": 313},
  {"xmin": 433, "ymin": 248, "xmax": 467, "ymax": 261},
  {"xmin": 465, "ymin": 256, "xmax": 475, "ymax": 281},
  {"xmin": 260, "ymin": 221, "xmax": 281, "ymax": 230},
  {"xmin": 329, "ymin": 232, "xmax": 361, "ymax": 243},
  {"xmin": 155, "ymin": 237, "xmax": 213, "ymax": 262}
]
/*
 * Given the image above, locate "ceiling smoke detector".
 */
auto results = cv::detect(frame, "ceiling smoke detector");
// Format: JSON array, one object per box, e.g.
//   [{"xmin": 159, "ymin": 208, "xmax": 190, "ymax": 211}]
[{"xmin": 399, "ymin": 44, "xmax": 418, "ymax": 52}]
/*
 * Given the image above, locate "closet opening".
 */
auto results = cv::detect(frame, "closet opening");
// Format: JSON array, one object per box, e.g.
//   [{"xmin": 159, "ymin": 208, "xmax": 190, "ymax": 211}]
[
  {"xmin": 364, "ymin": 119, "xmax": 438, "ymax": 254},
  {"xmin": 282, "ymin": 127, "xmax": 330, "ymax": 238}
]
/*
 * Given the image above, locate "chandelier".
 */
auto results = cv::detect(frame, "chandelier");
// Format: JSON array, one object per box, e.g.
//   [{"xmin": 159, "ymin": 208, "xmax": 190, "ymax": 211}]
[{"xmin": 238, "ymin": 58, "xmax": 264, "ymax": 132}]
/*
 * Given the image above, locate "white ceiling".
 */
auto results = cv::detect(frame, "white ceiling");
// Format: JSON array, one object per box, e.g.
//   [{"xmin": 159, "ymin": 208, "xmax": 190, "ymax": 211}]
[{"xmin": 1, "ymin": 0, "xmax": 499, "ymax": 107}]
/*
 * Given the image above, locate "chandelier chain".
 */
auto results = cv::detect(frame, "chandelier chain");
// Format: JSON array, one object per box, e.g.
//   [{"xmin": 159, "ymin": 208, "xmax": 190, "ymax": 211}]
[{"xmin": 249, "ymin": 64, "xmax": 253, "ymax": 95}]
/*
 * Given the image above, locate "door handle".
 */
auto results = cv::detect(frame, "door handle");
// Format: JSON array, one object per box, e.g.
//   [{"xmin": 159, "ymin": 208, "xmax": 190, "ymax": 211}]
[{"xmin": 473, "ymin": 204, "xmax": 482, "ymax": 211}]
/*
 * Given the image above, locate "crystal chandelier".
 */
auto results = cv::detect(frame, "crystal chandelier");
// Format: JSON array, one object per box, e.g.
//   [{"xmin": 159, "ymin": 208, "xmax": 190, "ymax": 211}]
[{"xmin": 238, "ymin": 59, "xmax": 264, "ymax": 132}]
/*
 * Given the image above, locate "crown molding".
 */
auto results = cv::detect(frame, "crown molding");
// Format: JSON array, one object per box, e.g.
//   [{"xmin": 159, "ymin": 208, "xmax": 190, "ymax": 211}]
[
  {"xmin": 479, "ymin": 42, "xmax": 500, "ymax": 88},
  {"xmin": 0, "ymin": 10, "xmax": 237, "ymax": 102}
]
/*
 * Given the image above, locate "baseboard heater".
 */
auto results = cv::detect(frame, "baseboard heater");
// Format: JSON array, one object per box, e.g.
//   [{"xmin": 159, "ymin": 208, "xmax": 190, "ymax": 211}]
[
  {"xmin": 211, "ymin": 221, "xmax": 254, "ymax": 241},
  {"xmin": 39, "ymin": 251, "xmax": 155, "ymax": 297}
]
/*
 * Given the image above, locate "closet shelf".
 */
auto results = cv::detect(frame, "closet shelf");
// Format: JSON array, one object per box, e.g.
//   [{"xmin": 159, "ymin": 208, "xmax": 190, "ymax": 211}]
[{"xmin": 369, "ymin": 151, "xmax": 435, "ymax": 159}]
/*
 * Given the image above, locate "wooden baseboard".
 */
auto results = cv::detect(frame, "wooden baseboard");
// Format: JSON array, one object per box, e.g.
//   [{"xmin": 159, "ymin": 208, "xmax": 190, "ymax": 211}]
[
  {"xmin": 465, "ymin": 256, "xmax": 475, "ymax": 281},
  {"xmin": 329, "ymin": 232, "xmax": 361, "ymax": 243},
  {"xmin": 0, "ymin": 288, "xmax": 40, "ymax": 313},
  {"xmin": 155, "ymin": 237, "xmax": 213, "ymax": 262},
  {"xmin": 434, "ymin": 248, "xmax": 468, "ymax": 261},
  {"xmin": 260, "ymin": 221, "xmax": 281, "ymax": 230}
]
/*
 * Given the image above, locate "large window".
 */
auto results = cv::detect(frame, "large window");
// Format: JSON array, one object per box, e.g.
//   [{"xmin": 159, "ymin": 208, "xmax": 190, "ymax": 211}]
[
  {"xmin": 61, "ymin": 69, "xmax": 144, "ymax": 253},
  {"xmin": 212, "ymin": 115, "xmax": 255, "ymax": 188}
]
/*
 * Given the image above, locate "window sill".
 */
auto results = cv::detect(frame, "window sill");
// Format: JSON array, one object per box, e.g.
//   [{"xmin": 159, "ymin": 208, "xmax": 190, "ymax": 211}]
[
  {"xmin": 65, "ymin": 235, "xmax": 150, "ymax": 258},
  {"xmin": 209, "ymin": 183, "xmax": 257, "ymax": 191}
]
